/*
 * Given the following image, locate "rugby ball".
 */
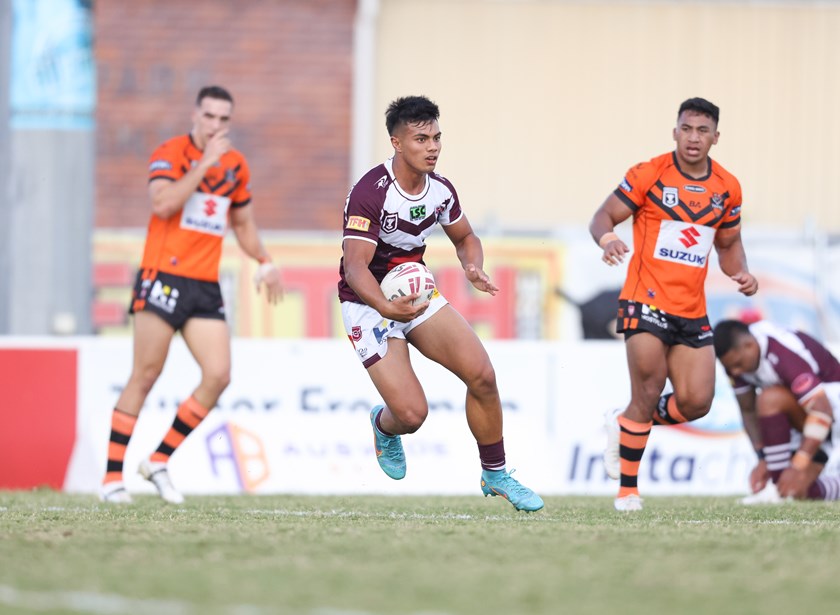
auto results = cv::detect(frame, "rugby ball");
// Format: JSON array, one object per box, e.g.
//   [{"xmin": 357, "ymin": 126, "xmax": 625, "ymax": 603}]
[{"xmin": 380, "ymin": 262, "xmax": 436, "ymax": 305}]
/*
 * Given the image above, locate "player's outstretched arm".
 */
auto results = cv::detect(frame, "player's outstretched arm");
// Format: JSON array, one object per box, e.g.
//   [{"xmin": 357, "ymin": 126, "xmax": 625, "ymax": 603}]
[
  {"xmin": 229, "ymin": 205, "xmax": 283, "ymax": 304},
  {"xmin": 443, "ymin": 216, "xmax": 498, "ymax": 295},
  {"xmin": 714, "ymin": 228, "xmax": 758, "ymax": 296},
  {"xmin": 735, "ymin": 389, "xmax": 769, "ymax": 493}
]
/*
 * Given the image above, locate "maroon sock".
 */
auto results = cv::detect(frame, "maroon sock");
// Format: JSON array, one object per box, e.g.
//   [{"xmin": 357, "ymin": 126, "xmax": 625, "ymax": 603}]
[
  {"xmin": 759, "ymin": 414, "xmax": 793, "ymax": 484},
  {"xmin": 374, "ymin": 408, "xmax": 395, "ymax": 437},
  {"xmin": 810, "ymin": 475, "xmax": 840, "ymax": 500},
  {"xmin": 478, "ymin": 438, "xmax": 505, "ymax": 472}
]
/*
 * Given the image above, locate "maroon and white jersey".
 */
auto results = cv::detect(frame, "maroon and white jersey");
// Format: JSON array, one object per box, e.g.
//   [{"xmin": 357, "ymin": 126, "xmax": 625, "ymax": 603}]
[
  {"xmin": 337, "ymin": 158, "xmax": 463, "ymax": 303},
  {"xmin": 732, "ymin": 320, "xmax": 840, "ymax": 405}
]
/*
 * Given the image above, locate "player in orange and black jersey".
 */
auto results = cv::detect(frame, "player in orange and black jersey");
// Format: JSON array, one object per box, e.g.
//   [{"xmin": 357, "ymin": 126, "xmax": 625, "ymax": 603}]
[
  {"xmin": 100, "ymin": 86, "xmax": 283, "ymax": 504},
  {"xmin": 589, "ymin": 97, "xmax": 759, "ymax": 511}
]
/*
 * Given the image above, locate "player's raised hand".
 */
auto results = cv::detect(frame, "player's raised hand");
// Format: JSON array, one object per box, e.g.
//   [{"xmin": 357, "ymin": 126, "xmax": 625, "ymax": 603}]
[
  {"xmin": 201, "ymin": 128, "xmax": 232, "ymax": 168},
  {"xmin": 465, "ymin": 264, "xmax": 498, "ymax": 296},
  {"xmin": 731, "ymin": 271, "xmax": 759, "ymax": 296}
]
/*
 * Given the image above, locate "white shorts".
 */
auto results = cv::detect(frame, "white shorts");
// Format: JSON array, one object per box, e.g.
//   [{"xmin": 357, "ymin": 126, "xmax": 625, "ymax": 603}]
[{"xmin": 341, "ymin": 291, "xmax": 448, "ymax": 368}]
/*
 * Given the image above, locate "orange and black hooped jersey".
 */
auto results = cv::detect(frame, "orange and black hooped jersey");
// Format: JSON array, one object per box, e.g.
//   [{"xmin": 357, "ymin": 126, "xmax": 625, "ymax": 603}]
[
  {"xmin": 140, "ymin": 134, "xmax": 252, "ymax": 282},
  {"xmin": 614, "ymin": 151, "xmax": 742, "ymax": 318}
]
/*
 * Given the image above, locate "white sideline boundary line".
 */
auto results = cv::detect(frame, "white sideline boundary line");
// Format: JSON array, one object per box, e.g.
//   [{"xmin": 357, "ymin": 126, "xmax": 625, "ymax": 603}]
[{"xmin": 0, "ymin": 585, "xmax": 452, "ymax": 615}]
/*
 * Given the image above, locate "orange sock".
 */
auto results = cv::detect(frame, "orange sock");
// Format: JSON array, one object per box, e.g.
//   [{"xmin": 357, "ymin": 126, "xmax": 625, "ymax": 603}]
[
  {"xmin": 652, "ymin": 393, "xmax": 689, "ymax": 425},
  {"xmin": 617, "ymin": 414, "xmax": 652, "ymax": 498},
  {"xmin": 149, "ymin": 396, "xmax": 210, "ymax": 464},
  {"xmin": 104, "ymin": 409, "xmax": 138, "ymax": 484}
]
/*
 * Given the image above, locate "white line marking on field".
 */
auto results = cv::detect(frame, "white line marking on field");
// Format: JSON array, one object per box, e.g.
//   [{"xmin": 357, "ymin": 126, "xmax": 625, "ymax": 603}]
[
  {"xmin": 0, "ymin": 584, "xmax": 450, "ymax": 615},
  {"xmin": 243, "ymin": 508, "xmax": 515, "ymax": 522}
]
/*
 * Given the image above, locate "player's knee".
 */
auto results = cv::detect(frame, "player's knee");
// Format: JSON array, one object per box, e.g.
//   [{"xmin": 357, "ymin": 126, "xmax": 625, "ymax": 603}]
[
  {"xmin": 467, "ymin": 363, "xmax": 498, "ymax": 399},
  {"xmin": 398, "ymin": 406, "xmax": 428, "ymax": 433},
  {"xmin": 674, "ymin": 395, "xmax": 713, "ymax": 420},
  {"xmin": 202, "ymin": 367, "xmax": 231, "ymax": 395},
  {"xmin": 131, "ymin": 366, "xmax": 164, "ymax": 395},
  {"xmin": 756, "ymin": 385, "xmax": 795, "ymax": 417}
]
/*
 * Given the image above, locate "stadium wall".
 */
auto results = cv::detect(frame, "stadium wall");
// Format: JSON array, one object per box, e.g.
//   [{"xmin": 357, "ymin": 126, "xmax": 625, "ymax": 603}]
[
  {"xmin": 0, "ymin": 336, "xmax": 766, "ymax": 497},
  {"xmin": 371, "ymin": 0, "xmax": 840, "ymax": 231},
  {"xmin": 94, "ymin": 0, "xmax": 355, "ymax": 231}
]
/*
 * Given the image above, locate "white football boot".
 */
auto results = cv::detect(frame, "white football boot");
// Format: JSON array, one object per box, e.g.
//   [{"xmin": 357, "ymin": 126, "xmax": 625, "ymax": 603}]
[
  {"xmin": 614, "ymin": 494, "xmax": 643, "ymax": 512},
  {"xmin": 100, "ymin": 481, "xmax": 132, "ymax": 504},
  {"xmin": 139, "ymin": 460, "xmax": 184, "ymax": 504}
]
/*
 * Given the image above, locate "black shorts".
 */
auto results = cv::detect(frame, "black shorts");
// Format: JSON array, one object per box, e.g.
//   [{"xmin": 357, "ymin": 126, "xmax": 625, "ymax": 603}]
[
  {"xmin": 616, "ymin": 300, "xmax": 713, "ymax": 348},
  {"xmin": 129, "ymin": 269, "xmax": 226, "ymax": 331}
]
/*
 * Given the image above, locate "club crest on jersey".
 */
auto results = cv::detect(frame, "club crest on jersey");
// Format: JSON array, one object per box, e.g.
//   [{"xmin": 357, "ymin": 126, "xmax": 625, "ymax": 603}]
[
  {"xmin": 225, "ymin": 168, "xmax": 236, "ymax": 184},
  {"xmin": 410, "ymin": 205, "xmax": 426, "ymax": 221},
  {"xmin": 662, "ymin": 187, "xmax": 679, "ymax": 207},
  {"xmin": 381, "ymin": 212, "xmax": 398, "ymax": 233},
  {"xmin": 710, "ymin": 193, "xmax": 724, "ymax": 210}
]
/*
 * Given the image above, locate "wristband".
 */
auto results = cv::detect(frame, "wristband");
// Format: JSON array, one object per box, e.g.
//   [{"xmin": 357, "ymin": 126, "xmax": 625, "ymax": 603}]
[
  {"xmin": 791, "ymin": 450, "xmax": 811, "ymax": 471},
  {"xmin": 802, "ymin": 410, "xmax": 832, "ymax": 441},
  {"xmin": 598, "ymin": 232, "xmax": 620, "ymax": 249},
  {"xmin": 755, "ymin": 448, "xmax": 765, "ymax": 461}
]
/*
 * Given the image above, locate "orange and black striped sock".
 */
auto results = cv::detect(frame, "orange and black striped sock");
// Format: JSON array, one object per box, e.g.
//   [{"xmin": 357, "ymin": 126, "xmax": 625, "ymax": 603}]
[
  {"xmin": 104, "ymin": 409, "xmax": 138, "ymax": 485},
  {"xmin": 652, "ymin": 393, "xmax": 689, "ymax": 425},
  {"xmin": 149, "ymin": 396, "xmax": 210, "ymax": 464},
  {"xmin": 617, "ymin": 415, "xmax": 652, "ymax": 498}
]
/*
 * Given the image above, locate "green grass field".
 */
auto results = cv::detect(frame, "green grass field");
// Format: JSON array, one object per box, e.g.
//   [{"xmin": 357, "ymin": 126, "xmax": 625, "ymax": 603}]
[{"xmin": 2, "ymin": 490, "xmax": 839, "ymax": 615}]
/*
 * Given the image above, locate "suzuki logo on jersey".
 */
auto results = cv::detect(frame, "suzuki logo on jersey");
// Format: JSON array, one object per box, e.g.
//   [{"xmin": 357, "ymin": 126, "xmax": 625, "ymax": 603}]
[
  {"xmin": 181, "ymin": 192, "xmax": 230, "ymax": 236},
  {"xmin": 679, "ymin": 227, "xmax": 701, "ymax": 248},
  {"xmin": 654, "ymin": 220, "xmax": 714, "ymax": 269}
]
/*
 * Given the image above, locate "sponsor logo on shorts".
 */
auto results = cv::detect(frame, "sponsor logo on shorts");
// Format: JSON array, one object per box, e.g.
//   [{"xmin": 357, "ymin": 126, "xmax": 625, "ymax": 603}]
[
  {"xmin": 148, "ymin": 280, "xmax": 179, "ymax": 314},
  {"xmin": 641, "ymin": 304, "xmax": 667, "ymax": 329},
  {"xmin": 351, "ymin": 326, "xmax": 362, "ymax": 342},
  {"xmin": 346, "ymin": 216, "xmax": 370, "ymax": 232}
]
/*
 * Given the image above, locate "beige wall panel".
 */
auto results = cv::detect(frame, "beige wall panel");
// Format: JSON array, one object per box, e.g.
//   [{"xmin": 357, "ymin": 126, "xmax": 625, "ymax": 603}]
[{"xmin": 373, "ymin": 1, "xmax": 840, "ymax": 231}]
